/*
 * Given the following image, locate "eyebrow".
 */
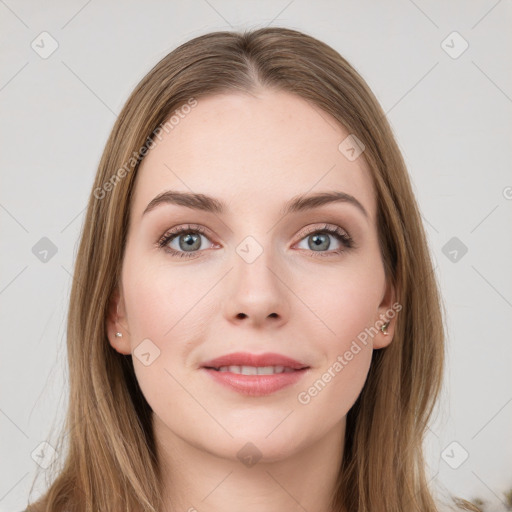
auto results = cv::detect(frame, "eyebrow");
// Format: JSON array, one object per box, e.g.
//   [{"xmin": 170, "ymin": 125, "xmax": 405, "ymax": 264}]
[{"xmin": 142, "ymin": 189, "xmax": 369, "ymax": 219}]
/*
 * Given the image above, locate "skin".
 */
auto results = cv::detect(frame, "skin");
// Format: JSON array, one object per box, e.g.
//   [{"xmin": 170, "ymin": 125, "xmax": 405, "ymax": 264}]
[{"xmin": 107, "ymin": 89, "xmax": 395, "ymax": 512}]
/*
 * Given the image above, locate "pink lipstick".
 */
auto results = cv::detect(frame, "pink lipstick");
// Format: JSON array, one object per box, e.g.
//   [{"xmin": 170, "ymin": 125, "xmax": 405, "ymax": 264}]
[{"xmin": 200, "ymin": 352, "xmax": 310, "ymax": 396}]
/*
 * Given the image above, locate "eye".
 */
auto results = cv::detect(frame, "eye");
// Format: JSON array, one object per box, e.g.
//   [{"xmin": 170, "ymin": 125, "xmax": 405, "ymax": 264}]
[
  {"xmin": 157, "ymin": 223, "xmax": 354, "ymax": 259},
  {"xmin": 294, "ymin": 224, "xmax": 354, "ymax": 257},
  {"xmin": 157, "ymin": 224, "xmax": 216, "ymax": 259}
]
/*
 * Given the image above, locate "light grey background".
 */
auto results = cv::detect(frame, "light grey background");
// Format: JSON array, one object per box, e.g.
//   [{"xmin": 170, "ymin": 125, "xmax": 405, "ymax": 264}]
[{"xmin": 1, "ymin": 1, "xmax": 511, "ymax": 511}]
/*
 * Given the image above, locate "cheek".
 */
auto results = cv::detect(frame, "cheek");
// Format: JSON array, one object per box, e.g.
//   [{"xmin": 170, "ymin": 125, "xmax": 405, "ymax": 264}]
[
  {"xmin": 308, "ymin": 260, "xmax": 384, "ymax": 346},
  {"xmin": 124, "ymin": 265, "xmax": 210, "ymax": 424},
  {"xmin": 119, "ymin": 259, "xmax": 198, "ymax": 401},
  {"xmin": 122, "ymin": 255, "xmax": 209, "ymax": 345},
  {"xmin": 296, "ymin": 344, "xmax": 373, "ymax": 420},
  {"xmin": 295, "ymin": 262, "xmax": 381, "ymax": 407},
  {"xmin": 296, "ymin": 269, "xmax": 378, "ymax": 412}
]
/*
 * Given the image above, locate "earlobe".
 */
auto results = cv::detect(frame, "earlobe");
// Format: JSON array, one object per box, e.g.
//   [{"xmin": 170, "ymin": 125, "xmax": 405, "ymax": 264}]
[
  {"xmin": 109, "ymin": 331, "xmax": 131, "ymax": 355},
  {"xmin": 373, "ymin": 279, "xmax": 397, "ymax": 349},
  {"xmin": 106, "ymin": 286, "xmax": 132, "ymax": 355},
  {"xmin": 379, "ymin": 321, "xmax": 391, "ymax": 336},
  {"xmin": 373, "ymin": 318, "xmax": 394, "ymax": 349}
]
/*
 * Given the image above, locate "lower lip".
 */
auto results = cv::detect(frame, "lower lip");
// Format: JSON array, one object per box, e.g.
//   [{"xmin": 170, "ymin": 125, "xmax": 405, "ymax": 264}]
[{"xmin": 201, "ymin": 368, "xmax": 309, "ymax": 396}]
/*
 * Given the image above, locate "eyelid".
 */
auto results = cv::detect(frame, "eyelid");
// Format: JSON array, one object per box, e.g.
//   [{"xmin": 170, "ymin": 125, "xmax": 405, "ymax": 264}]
[
  {"xmin": 292, "ymin": 223, "xmax": 354, "ymax": 252},
  {"xmin": 295, "ymin": 223, "xmax": 349, "ymax": 239},
  {"xmin": 157, "ymin": 223, "xmax": 213, "ymax": 247}
]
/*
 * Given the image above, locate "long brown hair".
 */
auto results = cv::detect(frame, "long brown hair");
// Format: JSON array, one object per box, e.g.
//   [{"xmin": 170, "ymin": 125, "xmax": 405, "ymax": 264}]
[{"xmin": 26, "ymin": 27, "xmax": 477, "ymax": 512}]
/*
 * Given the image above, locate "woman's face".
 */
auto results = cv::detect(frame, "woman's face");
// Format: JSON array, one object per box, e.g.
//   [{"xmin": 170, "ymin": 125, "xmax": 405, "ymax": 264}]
[{"xmin": 108, "ymin": 89, "xmax": 395, "ymax": 462}]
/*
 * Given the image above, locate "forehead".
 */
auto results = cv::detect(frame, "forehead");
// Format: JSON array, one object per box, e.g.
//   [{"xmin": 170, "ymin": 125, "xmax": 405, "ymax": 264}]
[{"xmin": 131, "ymin": 90, "xmax": 376, "ymax": 222}]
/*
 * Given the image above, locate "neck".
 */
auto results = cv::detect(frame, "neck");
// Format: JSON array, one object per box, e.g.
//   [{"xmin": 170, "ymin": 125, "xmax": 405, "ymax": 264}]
[{"xmin": 154, "ymin": 414, "xmax": 345, "ymax": 512}]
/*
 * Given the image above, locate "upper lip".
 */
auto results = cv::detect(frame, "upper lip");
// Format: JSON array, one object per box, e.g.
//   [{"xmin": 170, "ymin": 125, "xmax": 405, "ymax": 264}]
[{"xmin": 201, "ymin": 352, "xmax": 309, "ymax": 370}]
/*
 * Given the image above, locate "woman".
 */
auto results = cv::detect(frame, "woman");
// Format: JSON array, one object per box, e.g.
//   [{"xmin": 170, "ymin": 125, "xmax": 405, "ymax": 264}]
[{"xmin": 26, "ymin": 27, "xmax": 478, "ymax": 512}]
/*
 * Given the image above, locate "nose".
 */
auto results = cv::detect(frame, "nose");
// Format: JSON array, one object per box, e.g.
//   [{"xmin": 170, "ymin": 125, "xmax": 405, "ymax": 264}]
[{"xmin": 223, "ymin": 247, "xmax": 290, "ymax": 329}]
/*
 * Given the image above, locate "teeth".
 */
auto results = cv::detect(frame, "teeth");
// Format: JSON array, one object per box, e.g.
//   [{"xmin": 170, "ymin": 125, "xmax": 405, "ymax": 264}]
[
  {"xmin": 258, "ymin": 366, "xmax": 280, "ymax": 375},
  {"xmin": 216, "ymin": 365, "xmax": 295, "ymax": 375}
]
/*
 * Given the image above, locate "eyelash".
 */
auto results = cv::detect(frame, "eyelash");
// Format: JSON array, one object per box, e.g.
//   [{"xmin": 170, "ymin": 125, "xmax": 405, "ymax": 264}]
[{"xmin": 156, "ymin": 223, "xmax": 354, "ymax": 259}]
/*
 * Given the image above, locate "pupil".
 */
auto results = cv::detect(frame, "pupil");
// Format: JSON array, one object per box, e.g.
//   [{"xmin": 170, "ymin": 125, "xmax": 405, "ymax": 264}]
[
  {"xmin": 180, "ymin": 233, "xmax": 200, "ymax": 251},
  {"xmin": 310, "ymin": 233, "xmax": 329, "ymax": 251}
]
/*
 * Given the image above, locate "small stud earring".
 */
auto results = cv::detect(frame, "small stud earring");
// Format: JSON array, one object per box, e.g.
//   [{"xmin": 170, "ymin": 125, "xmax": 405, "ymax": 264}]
[
  {"xmin": 380, "ymin": 321, "xmax": 390, "ymax": 335},
  {"xmin": 115, "ymin": 332, "xmax": 123, "ymax": 338}
]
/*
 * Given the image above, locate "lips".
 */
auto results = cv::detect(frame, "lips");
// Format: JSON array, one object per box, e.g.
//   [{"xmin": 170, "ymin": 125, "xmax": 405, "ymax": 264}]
[
  {"xmin": 200, "ymin": 352, "xmax": 309, "ymax": 371},
  {"xmin": 200, "ymin": 352, "xmax": 310, "ymax": 396}
]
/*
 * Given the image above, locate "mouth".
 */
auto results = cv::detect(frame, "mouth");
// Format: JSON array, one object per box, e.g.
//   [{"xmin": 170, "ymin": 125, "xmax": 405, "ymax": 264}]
[
  {"xmin": 200, "ymin": 351, "xmax": 309, "ymax": 371},
  {"xmin": 200, "ymin": 352, "xmax": 310, "ymax": 396},
  {"xmin": 204, "ymin": 365, "xmax": 304, "ymax": 375}
]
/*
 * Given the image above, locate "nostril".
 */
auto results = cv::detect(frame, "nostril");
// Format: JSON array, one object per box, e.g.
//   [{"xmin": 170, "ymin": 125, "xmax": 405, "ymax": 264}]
[{"xmin": 236, "ymin": 313, "xmax": 247, "ymax": 319}]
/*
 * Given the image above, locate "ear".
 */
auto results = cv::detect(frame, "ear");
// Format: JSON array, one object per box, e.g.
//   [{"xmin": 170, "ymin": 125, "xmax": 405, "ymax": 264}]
[
  {"xmin": 373, "ymin": 278, "xmax": 398, "ymax": 349},
  {"xmin": 106, "ymin": 285, "xmax": 132, "ymax": 355}
]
